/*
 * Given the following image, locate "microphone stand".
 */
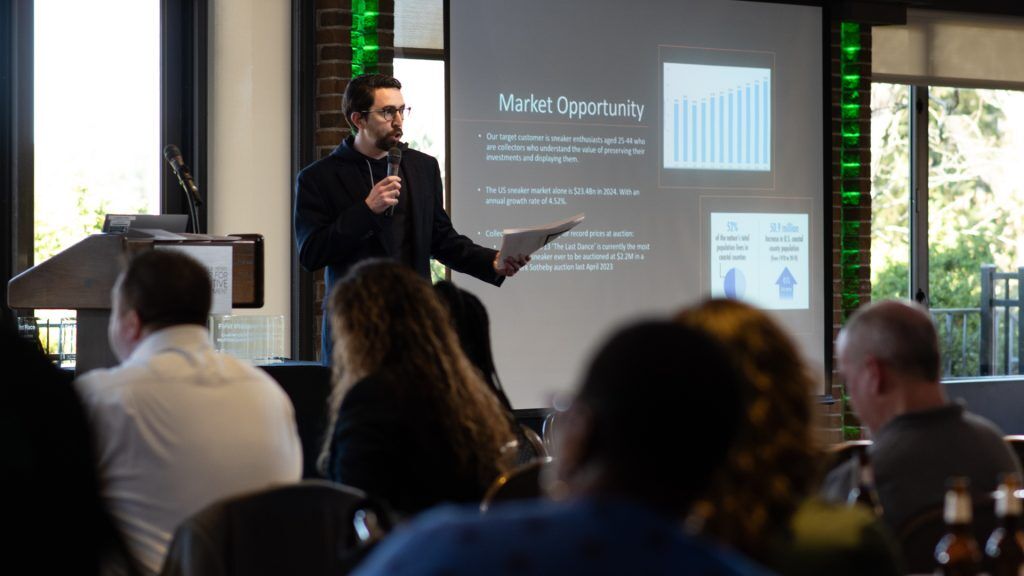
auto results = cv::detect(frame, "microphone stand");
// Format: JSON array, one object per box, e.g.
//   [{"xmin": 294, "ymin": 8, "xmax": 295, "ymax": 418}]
[
  {"xmin": 183, "ymin": 190, "xmax": 200, "ymax": 234},
  {"xmin": 171, "ymin": 170, "xmax": 202, "ymax": 234}
]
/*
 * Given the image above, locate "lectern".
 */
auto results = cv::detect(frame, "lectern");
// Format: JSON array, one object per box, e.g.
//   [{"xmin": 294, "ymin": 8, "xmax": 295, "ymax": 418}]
[{"xmin": 7, "ymin": 233, "xmax": 264, "ymax": 373}]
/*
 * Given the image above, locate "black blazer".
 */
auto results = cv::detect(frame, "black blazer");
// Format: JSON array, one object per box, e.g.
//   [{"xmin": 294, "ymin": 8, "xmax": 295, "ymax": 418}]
[{"xmin": 294, "ymin": 137, "xmax": 502, "ymax": 293}]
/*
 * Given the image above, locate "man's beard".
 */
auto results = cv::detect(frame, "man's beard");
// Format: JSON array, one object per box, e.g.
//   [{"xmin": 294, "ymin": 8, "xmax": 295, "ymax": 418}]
[{"xmin": 374, "ymin": 129, "xmax": 403, "ymax": 152}]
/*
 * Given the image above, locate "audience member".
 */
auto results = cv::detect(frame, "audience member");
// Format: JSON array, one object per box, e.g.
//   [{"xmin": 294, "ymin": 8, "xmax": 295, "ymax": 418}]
[
  {"xmin": 433, "ymin": 280, "xmax": 544, "ymax": 465},
  {"xmin": 3, "ymin": 307, "xmax": 140, "ymax": 575},
  {"xmin": 350, "ymin": 320, "xmax": 774, "ymax": 576},
  {"xmin": 322, "ymin": 260, "xmax": 517, "ymax": 518},
  {"xmin": 677, "ymin": 299, "xmax": 902, "ymax": 575},
  {"xmin": 74, "ymin": 250, "xmax": 302, "ymax": 574},
  {"xmin": 822, "ymin": 299, "xmax": 1021, "ymax": 534}
]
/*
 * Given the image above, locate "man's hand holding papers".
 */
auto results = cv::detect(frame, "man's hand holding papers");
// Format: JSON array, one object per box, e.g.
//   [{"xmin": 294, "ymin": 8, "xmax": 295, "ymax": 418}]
[{"xmin": 494, "ymin": 213, "xmax": 586, "ymax": 275}]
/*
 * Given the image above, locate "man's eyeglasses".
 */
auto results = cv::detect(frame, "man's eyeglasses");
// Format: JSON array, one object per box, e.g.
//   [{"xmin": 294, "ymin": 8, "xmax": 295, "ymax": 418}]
[{"xmin": 362, "ymin": 106, "xmax": 412, "ymax": 122}]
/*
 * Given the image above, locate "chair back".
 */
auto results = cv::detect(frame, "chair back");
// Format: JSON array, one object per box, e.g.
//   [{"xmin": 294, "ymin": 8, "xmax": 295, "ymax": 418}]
[
  {"xmin": 160, "ymin": 480, "xmax": 392, "ymax": 576},
  {"xmin": 823, "ymin": 439, "xmax": 873, "ymax": 476},
  {"xmin": 519, "ymin": 424, "xmax": 548, "ymax": 459},
  {"xmin": 541, "ymin": 411, "xmax": 563, "ymax": 456},
  {"xmin": 896, "ymin": 491, "xmax": 996, "ymax": 575},
  {"xmin": 260, "ymin": 363, "xmax": 332, "ymax": 479},
  {"xmin": 480, "ymin": 457, "xmax": 553, "ymax": 512},
  {"xmin": 1004, "ymin": 435, "xmax": 1024, "ymax": 469}
]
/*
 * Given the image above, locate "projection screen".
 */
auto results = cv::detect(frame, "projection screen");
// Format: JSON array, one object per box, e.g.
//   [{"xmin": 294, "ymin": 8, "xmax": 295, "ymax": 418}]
[{"xmin": 448, "ymin": 0, "xmax": 828, "ymax": 407}]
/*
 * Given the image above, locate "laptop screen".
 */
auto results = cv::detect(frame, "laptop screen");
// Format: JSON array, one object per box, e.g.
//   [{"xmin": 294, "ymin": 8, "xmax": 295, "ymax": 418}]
[{"xmin": 102, "ymin": 214, "xmax": 189, "ymax": 234}]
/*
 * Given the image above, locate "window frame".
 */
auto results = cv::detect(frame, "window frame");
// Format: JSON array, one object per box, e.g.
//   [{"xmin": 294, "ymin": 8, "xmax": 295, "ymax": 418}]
[{"xmin": 1, "ymin": 0, "xmax": 208, "ymax": 314}]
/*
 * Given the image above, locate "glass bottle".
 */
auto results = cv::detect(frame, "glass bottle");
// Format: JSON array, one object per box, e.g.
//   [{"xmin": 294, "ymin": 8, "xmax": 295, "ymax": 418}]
[
  {"xmin": 935, "ymin": 477, "xmax": 982, "ymax": 576},
  {"xmin": 846, "ymin": 449, "xmax": 883, "ymax": 517},
  {"xmin": 986, "ymin": 473, "xmax": 1024, "ymax": 576}
]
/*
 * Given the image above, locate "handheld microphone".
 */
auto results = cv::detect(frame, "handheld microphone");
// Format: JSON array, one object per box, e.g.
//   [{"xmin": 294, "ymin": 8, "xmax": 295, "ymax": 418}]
[
  {"xmin": 384, "ymin": 146, "xmax": 403, "ymax": 216},
  {"xmin": 163, "ymin": 144, "xmax": 203, "ymax": 207}
]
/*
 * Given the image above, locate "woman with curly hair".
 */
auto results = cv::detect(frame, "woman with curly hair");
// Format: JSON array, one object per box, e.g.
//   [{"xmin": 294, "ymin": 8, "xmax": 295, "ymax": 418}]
[
  {"xmin": 676, "ymin": 299, "xmax": 902, "ymax": 576},
  {"xmin": 321, "ymin": 260, "xmax": 516, "ymax": 517}
]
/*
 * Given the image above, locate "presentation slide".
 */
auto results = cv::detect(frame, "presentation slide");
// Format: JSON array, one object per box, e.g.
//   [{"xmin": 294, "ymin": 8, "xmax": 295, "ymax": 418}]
[{"xmin": 448, "ymin": 0, "xmax": 825, "ymax": 407}]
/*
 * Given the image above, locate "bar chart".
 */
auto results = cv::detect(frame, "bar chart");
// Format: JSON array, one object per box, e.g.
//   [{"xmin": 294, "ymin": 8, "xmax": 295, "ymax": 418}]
[{"xmin": 663, "ymin": 62, "xmax": 771, "ymax": 172}]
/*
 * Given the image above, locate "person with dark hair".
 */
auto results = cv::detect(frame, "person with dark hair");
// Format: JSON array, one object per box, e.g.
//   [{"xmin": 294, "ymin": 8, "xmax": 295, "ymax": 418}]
[
  {"xmin": 432, "ymin": 281, "xmax": 544, "ymax": 465},
  {"xmin": 822, "ymin": 299, "xmax": 1020, "ymax": 533},
  {"xmin": 3, "ymin": 306, "xmax": 140, "ymax": 575},
  {"xmin": 676, "ymin": 299, "xmax": 902, "ymax": 576},
  {"xmin": 350, "ymin": 320, "xmax": 774, "ymax": 576},
  {"xmin": 74, "ymin": 250, "xmax": 302, "ymax": 574},
  {"xmin": 294, "ymin": 73, "xmax": 528, "ymax": 362},
  {"xmin": 323, "ymin": 260, "xmax": 518, "ymax": 518}
]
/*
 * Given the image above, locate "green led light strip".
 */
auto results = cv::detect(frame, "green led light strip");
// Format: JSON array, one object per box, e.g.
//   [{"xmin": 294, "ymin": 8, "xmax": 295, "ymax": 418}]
[
  {"xmin": 351, "ymin": 0, "xmax": 380, "ymax": 76},
  {"xmin": 839, "ymin": 22, "xmax": 862, "ymax": 319},
  {"xmin": 839, "ymin": 22, "xmax": 864, "ymax": 439}
]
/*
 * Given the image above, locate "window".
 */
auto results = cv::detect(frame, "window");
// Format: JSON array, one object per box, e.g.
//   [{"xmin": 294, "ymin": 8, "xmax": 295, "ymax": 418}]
[
  {"xmin": 871, "ymin": 83, "xmax": 1024, "ymax": 377},
  {"xmin": 870, "ymin": 83, "xmax": 911, "ymax": 301},
  {"xmin": 393, "ymin": 58, "xmax": 446, "ymax": 185},
  {"xmin": 5, "ymin": 0, "xmax": 203, "ymax": 365},
  {"xmin": 29, "ymin": 0, "xmax": 161, "ymax": 360},
  {"xmin": 34, "ymin": 0, "xmax": 161, "ymax": 264}
]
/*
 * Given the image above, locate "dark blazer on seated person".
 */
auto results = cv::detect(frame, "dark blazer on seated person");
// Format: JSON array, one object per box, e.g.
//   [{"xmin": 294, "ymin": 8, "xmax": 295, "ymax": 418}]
[{"xmin": 326, "ymin": 373, "xmax": 491, "ymax": 517}]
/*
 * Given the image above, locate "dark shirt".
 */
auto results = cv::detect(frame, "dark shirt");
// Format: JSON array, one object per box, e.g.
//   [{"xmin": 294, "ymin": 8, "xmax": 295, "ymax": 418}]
[
  {"xmin": 294, "ymin": 136, "xmax": 501, "ymax": 290},
  {"xmin": 361, "ymin": 153, "xmax": 414, "ymax": 267},
  {"xmin": 823, "ymin": 403, "xmax": 1020, "ymax": 533},
  {"xmin": 352, "ymin": 497, "xmax": 778, "ymax": 576},
  {"xmin": 326, "ymin": 374, "xmax": 490, "ymax": 518}
]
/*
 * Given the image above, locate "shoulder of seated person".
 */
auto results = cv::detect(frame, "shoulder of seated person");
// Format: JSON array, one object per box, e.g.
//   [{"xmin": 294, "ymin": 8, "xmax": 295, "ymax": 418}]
[{"xmin": 73, "ymin": 365, "xmax": 138, "ymax": 398}]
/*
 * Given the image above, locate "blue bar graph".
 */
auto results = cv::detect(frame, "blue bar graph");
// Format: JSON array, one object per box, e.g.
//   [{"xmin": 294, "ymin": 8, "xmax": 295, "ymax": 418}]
[
  {"xmin": 664, "ymin": 62, "xmax": 771, "ymax": 172},
  {"xmin": 673, "ymin": 101, "xmax": 679, "ymax": 163}
]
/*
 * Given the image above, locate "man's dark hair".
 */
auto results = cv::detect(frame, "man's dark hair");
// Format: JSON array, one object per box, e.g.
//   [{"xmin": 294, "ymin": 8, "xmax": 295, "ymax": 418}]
[
  {"xmin": 116, "ymin": 250, "xmax": 212, "ymax": 330},
  {"xmin": 574, "ymin": 320, "xmax": 744, "ymax": 513},
  {"xmin": 342, "ymin": 73, "xmax": 402, "ymax": 132}
]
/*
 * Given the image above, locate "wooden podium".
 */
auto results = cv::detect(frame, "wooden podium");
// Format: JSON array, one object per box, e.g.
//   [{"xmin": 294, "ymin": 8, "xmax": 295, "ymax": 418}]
[{"xmin": 7, "ymin": 233, "xmax": 264, "ymax": 373}]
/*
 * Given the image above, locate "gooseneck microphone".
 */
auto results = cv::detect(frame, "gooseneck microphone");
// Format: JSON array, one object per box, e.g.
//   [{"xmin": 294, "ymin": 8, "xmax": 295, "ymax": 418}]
[
  {"xmin": 163, "ymin": 144, "xmax": 203, "ymax": 207},
  {"xmin": 384, "ymin": 146, "xmax": 403, "ymax": 217},
  {"xmin": 164, "ymin": 144, "xmax": 202, "ymax": 233}
]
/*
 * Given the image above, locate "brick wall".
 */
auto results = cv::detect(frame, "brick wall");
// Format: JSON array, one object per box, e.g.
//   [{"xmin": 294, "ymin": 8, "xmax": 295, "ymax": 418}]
[
  {"xmin": 311, "ymin": 0, "xmax": 395, "ymax": 360},
  {"xmin": 822, "ymin": 20, "xmax": 873, "ymax": 445}
]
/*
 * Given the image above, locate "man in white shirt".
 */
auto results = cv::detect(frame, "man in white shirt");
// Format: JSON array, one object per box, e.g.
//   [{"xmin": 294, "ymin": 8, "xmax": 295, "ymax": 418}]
[{"xmin": 75, "ymin": 249, "xmax": 302, "ymax": 574}]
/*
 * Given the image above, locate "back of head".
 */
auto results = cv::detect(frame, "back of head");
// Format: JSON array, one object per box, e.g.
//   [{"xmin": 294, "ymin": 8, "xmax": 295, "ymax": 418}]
[
  {"xmin": 432, "ymin": 280, "xmax": 513, "ymax": 412},
  {"xmin": 841, "ymin": 299, "xmax": 940, "ymax": 383},
  {"xmin": 330, "ymin": 259, "xmax": 456, "ymax": 379},
  {"xmin": 116, "ymin": 250, "xmax": 212, "ymax": 330},
  {"xmin": 570, "ymin": 320, "xmax": 743, "ymax": 513},
  {"xmin": 675, "ymin": 299, "xmax": 818, "ymax": 558},
  {"xmin": 342, "ymin": 73, "xmax": 402, "ymax": 132}
]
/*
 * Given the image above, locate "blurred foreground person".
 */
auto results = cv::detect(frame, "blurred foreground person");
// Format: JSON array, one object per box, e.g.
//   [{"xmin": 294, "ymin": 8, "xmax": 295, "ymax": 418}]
[
  {"xmin": 351, "ymin": 320, "xmax": 775, "ymax": 576},
  {"xmin": 677, "ymin": 299, "xmax": 902, "ymax": 576},
  {"xmin": 3, "ymin": 307, "xmax": 140, "ymax": 575},
  {"xmin": 323, "ymin": 260, "xmax": 516, "ymax": 517}
]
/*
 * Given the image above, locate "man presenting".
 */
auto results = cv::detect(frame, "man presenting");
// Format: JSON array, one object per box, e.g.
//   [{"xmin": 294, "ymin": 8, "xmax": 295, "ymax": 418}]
[
  {"xmin": 75, "ymin": 250, "xmax": 302, "ymax": 574},
  {"xmin": 294, "ymin": 74, "xmax": 527, "ymax": 360}
]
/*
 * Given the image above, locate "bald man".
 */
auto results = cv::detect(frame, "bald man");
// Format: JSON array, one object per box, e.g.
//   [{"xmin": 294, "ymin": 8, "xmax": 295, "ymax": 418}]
[{"xmin": 823, "ymin": 300, "xmax": 1020, "ymax": 533}]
